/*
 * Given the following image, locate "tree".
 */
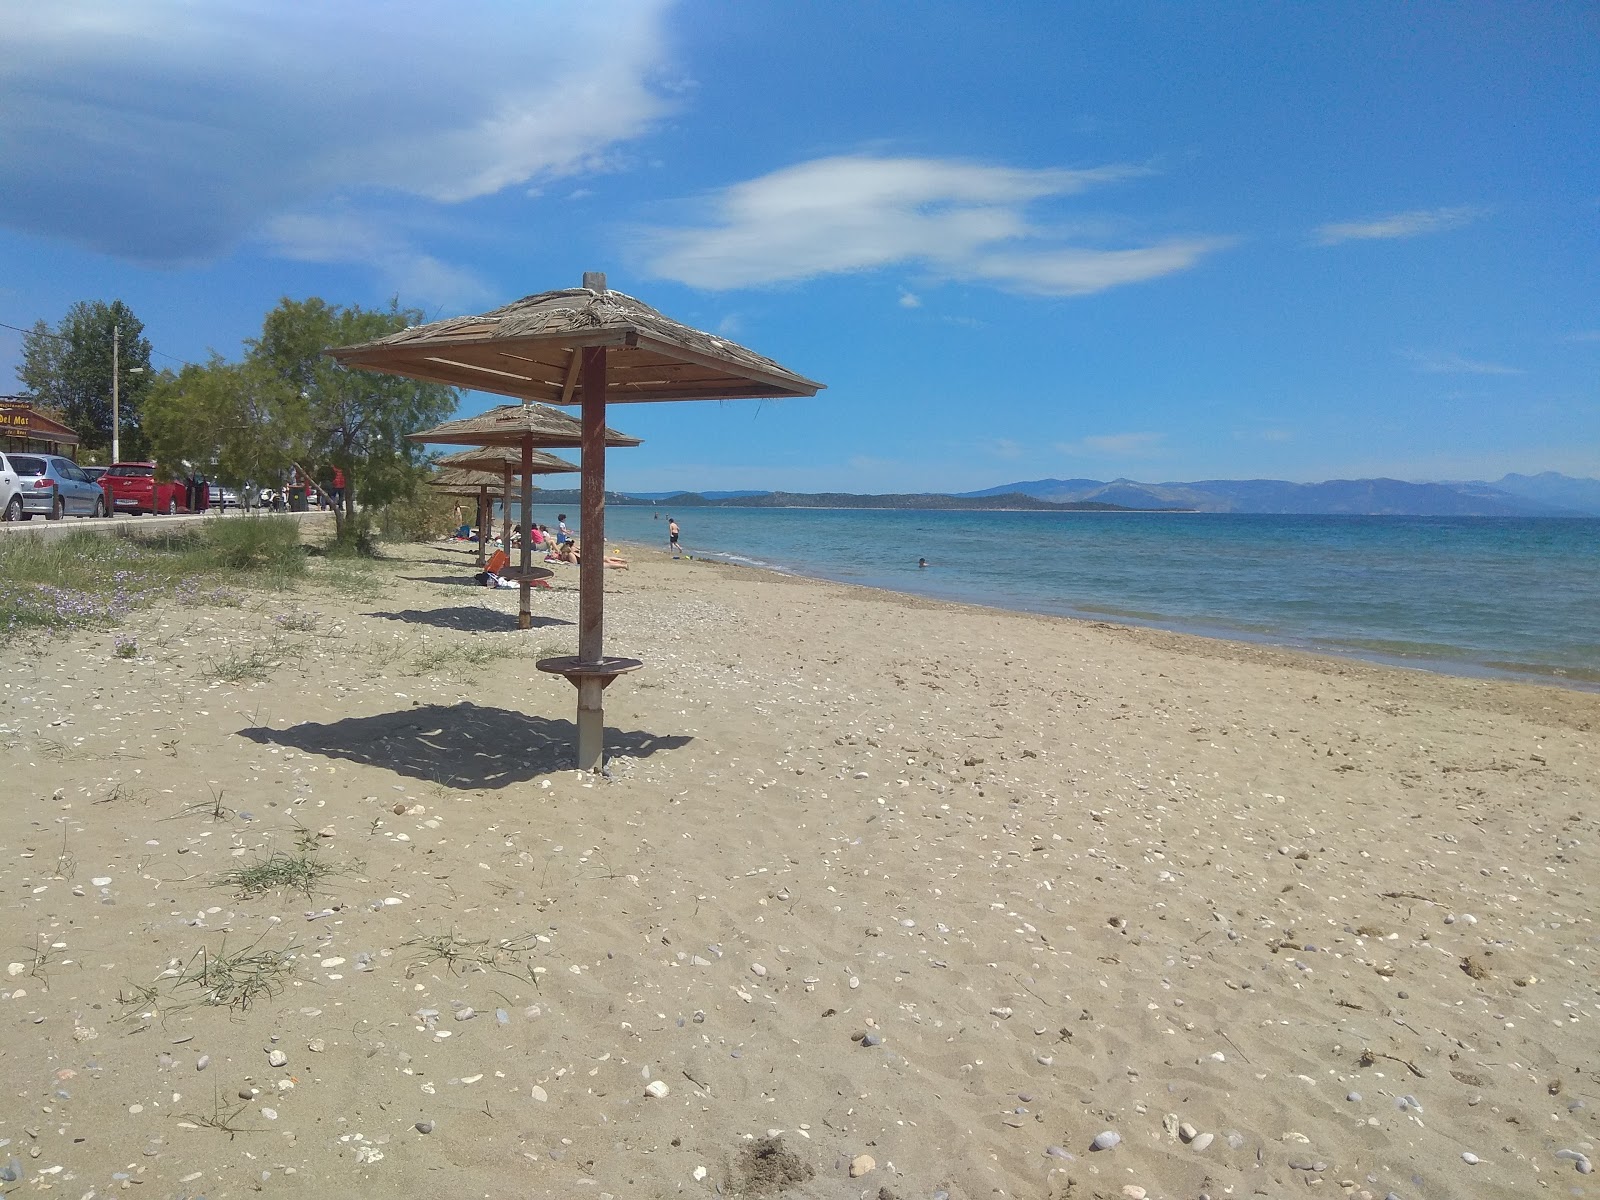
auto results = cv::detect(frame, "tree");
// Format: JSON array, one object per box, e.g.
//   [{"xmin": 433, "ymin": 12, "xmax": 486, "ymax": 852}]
[
  {"xmin": 139, "ymin": 297, "xmax": 456, "ymax": 534},
  {"xmin": 18, "ymin": 300, "xmax": 153, "ymax": 460},
  {"xmin": 247, "ymin": 298, "xmax": 457, "ymax": 531},
  {"xmin": 142, "ymin": 357, "xmax": 307, "ymax": 491}
]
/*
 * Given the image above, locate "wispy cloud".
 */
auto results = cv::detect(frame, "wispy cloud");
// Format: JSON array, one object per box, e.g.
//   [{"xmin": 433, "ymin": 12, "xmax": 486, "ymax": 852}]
[
  {"xmin": 898, "ymin": 290, "xmax": 922, "ymax": 309},
  {"xmin": 1403, "ymin": 350, "xmax": 1523, "ymax": 376},
  {"xmin": 1056, "ymin": 432, "xmax": 1166, "ymax": 457},
  {"xmin": 983, "ymin": 438, "xmax": 1026, "ymax": 460},
  {"xmin": 642, "ymin": 155, "xmax": 1229, "ymax": 295},
  {"xmin": 1314, "ymin": 205, "xmax": 1481, "ymax": 245},
  {"xmin": 0, "ymin": 1, "xmax": 676, "ymax": 263},
  {"xmin": 264, "ymin": 213, "xmax": 492, "ymax": 312},
  {"xmin": 1559, "ymin": 330, "xmax": 1600, "ymax": 344}
]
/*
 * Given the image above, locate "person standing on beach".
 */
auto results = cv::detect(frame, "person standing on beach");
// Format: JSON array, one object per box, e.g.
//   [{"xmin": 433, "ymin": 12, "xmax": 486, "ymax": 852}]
[
  {"xmin": 557, "ymin": 514, "xmax": 572, "ymax": 545},
  {"xmin": 667, "ymin": 517, "xmax": 680, "ymax": 559}
]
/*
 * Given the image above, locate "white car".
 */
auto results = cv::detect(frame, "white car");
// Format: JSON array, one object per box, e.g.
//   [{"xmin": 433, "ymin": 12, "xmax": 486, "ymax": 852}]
[{"xmin": 0, "ymin": 453, "xmax": 22, "ymax": 522}]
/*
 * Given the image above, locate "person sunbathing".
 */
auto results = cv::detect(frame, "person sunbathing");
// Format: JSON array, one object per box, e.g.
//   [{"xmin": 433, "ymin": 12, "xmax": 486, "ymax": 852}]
[{"xmin": 546, "ymin": 540, "xmax": 628, "ymax": 568}]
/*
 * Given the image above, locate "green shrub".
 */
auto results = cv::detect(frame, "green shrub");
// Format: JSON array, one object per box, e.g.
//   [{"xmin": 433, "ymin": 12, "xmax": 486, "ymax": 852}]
[
  {"xmin": 325, "ymin": 512, "xmax": 380, "ymax": 559},
  {"xmin": 375, "ymin": 487, "xmax": 459, "ymax": 543},
  {"xmin": 195, "ymin": 515, "xmax": 308, "ymax": 574}
]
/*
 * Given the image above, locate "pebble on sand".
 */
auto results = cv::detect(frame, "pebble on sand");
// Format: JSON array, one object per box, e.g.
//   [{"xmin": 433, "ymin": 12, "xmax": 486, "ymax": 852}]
[
  {"xmin": 849, "ymin": 1154, "xmax": 875, "ymax": 1178},
  {"xmin": 1091, "ymin": 1131, "xmax": 1121, "ymax": 1151},
  {"xmin": 644, "ymin": 1080, "xmax": 670, "ymax": 1098},
  {"xmin": 266, "ymin": 1049, "xmax": 287, "ymax": 1068}
]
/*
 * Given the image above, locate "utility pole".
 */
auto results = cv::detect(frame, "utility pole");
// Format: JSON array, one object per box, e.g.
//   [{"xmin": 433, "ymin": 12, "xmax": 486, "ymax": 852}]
[{"xmin": 111, "ymin": 323, "xmax": 121, "ymax": 463}]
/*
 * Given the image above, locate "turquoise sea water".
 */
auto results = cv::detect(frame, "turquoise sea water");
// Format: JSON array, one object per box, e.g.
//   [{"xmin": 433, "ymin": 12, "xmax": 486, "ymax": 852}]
[{"xmin": 515, "ymin": 505, "xmax": 1600, "ymax": 689}]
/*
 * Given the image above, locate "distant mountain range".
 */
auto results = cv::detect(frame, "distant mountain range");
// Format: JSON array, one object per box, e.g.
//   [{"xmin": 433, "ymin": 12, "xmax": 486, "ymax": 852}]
[
  {"xmin": 529, "ymin": 472, "xmax": 1600, "ymax": 516},
  {"xmin": 956, "ymin": 472, "xmax": 1600, "ymax": 516}
]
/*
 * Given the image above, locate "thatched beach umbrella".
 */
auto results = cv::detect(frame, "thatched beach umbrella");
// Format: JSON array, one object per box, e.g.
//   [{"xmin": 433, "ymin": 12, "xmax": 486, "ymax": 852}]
[
  {"xmin": 330, "ymin": 273, "xmax": 823, "ymax": 773},
  {"xmin": 437, "ymin": 444, "xmax": 577, "ymax": 557},
  {"xmin": 425, "ymin": 467, "xmax": 509, "ymax": 568},
  {"xmin": 404, "ymin": 402, "xmax": 639, "ymax": 633}
]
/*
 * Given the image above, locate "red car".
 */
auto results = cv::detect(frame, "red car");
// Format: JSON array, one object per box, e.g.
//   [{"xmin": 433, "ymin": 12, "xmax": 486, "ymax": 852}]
[{"xmin": 100, "ymin": 462, "xmax": 189, "ymax": 515}]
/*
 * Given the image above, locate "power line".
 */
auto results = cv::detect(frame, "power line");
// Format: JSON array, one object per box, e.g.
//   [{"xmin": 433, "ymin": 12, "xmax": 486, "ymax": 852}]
[{"xmin": 1, "ymin": 318, "xmax": 196, "ymax": 369}]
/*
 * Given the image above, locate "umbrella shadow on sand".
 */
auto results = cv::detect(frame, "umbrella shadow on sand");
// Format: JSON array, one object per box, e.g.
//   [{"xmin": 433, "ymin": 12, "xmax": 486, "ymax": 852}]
[
  {"xmin": 237, "ymin": 701, "xmax": 690, "ymax": 787},
  {"xmin": 366, "ymin": 606, "xmax": 573, "ymax": 632}
]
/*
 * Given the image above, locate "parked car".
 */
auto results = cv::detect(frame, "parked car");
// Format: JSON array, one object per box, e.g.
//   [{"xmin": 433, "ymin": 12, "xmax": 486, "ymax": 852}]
[
  {"xmin": 2, "ymin": 452, "xmax": 108, "ymax": 520},
  {"xmin": 100, "ymin": 462, "xmax": 188, "ymax": 515},
  {"xmin": 82, "ymin": 465, "xmax": 108, "ymax": 484},
  {"xmin": 0, "ymin": 453, "xmax": 24, "ymax": 521},
  {"xmin": 208, "ymin": 482, "xmax": 240, "ymax": 509}
]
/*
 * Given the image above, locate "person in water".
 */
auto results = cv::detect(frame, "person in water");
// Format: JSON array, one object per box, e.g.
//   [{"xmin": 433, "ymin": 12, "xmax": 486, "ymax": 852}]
[{"xmin": 918, "ymin": 557, "xmax": 928, "ymax": 568}]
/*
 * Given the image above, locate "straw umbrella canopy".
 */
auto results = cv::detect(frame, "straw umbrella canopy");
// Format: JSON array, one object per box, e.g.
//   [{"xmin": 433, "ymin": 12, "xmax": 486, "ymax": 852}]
[
  {"xmin": 425, "ymin": 467, "xmax": 508, "ymax": 567},
  {"xmin": 437, "ymin": 445, "xmax": 578, "ymax": 560},
  {"xmin": 330, "ymin": 273, "xmax": 823, "ymax": 773},
  {"xmin": 407, "ymin": 402, "xmax": 639, "ymax": 633}
]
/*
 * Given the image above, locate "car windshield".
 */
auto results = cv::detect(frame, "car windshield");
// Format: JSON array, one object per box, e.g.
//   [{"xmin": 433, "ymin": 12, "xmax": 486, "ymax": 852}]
[
  {"xmin": 108, "ymin": 465, "xmax": 155, "ymax": 478},
  {"xmin": 8, "ymin": 456, "xmax": 47, "ymax": 476}
]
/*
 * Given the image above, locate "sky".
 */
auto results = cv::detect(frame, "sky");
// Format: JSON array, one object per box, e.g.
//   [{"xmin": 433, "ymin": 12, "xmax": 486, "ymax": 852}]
[{"xmin": 1, "ymin": 0, "xmax": 1596, "ymax": 493}]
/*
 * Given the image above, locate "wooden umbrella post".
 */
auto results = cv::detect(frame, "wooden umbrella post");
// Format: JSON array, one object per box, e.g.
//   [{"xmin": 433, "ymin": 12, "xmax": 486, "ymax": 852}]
[
  {"xmin": 518, "ymin": 437, "xmax": 534, "ymax": 630},
  {"xmin": 500, "ymin": 463, "xmax": 512, "ymax": 553},
  {"xmin": 576, "ymin": 343, "xmax": 608, "ymax": 771},
  {"xmin": 476, "ymin": 485, "xmax": 488, "ymax": 568}
]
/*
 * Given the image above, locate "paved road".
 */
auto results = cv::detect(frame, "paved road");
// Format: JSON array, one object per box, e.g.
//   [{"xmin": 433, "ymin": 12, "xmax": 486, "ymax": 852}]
[{"xmin": 0, "ymin": 508, "xmax": 334, "ymax": 543}]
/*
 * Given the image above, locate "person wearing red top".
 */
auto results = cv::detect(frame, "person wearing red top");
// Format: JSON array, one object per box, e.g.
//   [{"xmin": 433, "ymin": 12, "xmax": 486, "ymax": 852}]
[{"xmin": 330, "ymin": 467, "xmax": 346, "ymax": 507}]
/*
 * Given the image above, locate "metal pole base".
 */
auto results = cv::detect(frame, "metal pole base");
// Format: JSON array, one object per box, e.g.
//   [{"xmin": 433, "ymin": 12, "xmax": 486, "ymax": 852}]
[{"xmin": 576, "ymin": 678, "xmax": 605, "ymax": 772}]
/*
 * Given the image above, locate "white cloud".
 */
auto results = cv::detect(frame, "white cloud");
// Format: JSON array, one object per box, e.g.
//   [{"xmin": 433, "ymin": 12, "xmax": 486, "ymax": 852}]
[
  {"xmin": 965, "ymin": 239, "xmax": 1233, "ymax": 296},
  {"xmin": 898, "ymin": 290, "xmax": 922, "ymax": 308},
  {"xmin": 1314, "ymin": 206, "xmax": 1481, "ymax": 245},
  {"xmin": 0, "ymin": 0, "xmax": 677, "ymax": 262},
  {"xmin": 642, "ymin": 155, "xmax": 1226, "ymax": 295},
  {"xmin": 1403, "ymin": 350, "xmax": 1522, "ymax": 376},
  {"xmin": 1056, "ymin": 432, "xmax": 1166, "ymax": 457},
  {"xmin": 264, "ymin": 213, "xmax": 492, "ymax": 312}
]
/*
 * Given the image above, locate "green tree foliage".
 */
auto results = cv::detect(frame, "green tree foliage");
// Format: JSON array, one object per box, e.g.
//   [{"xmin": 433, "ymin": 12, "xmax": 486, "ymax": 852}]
[
  {"xmin": 18, "ymin": 300, "xmax": 153, "ymax": 460},
  {"xmin": 248, "ymin": 298, "xmax": 456, "ymax": 528},
  {"xmin": 143, "ymin": 357, "xmax": 306, "ymax": 490},
  {"xmin": 140, "ymin": 297, "xmax": 456, "ymax": 536}
]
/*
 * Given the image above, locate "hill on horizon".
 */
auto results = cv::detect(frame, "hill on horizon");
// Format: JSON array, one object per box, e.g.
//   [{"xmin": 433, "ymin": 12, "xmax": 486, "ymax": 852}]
[
  {"xmin": 567, "ymin": 472, "xmax": 1600, "ymax": 516},
  {"xmin": 957, "ymin": 472, "xmax": 1600, "ymax": 516}
]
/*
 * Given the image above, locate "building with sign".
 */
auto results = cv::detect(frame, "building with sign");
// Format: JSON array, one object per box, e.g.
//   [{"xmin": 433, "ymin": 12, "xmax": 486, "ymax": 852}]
[{"xmin": 0, "ymin": 396, "xmax": 80, "ymax": 456}]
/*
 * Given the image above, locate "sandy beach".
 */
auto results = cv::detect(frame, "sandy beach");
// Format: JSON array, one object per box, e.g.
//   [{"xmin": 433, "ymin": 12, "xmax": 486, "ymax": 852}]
[{"xmin": 1, "ymin": 532, "xmax": 1595, "ymax": 1200}]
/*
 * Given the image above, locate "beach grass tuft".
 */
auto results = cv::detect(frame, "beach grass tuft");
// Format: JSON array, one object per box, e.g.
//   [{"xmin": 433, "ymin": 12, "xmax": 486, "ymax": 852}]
[
  {"xmin": 403, "ymin": 927, "xmax": 545, "ymax": 982},
  {"xmin": 216, "ymin": 851, "xmax": 337, "ymax": 898},
  {"xmin": 171, "ymin": 935, "xmax": 298, "ymax": 1011}
]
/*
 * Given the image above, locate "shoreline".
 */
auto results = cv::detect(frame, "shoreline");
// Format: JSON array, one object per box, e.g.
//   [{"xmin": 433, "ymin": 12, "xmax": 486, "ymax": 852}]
[{"xmin": 620, "ymin": 536, "xmax": 1600, "ymax": 694}]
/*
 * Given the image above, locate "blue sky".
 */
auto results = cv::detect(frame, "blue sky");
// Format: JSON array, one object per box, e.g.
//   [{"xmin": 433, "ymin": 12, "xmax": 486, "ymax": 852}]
[{"xmin": 2, "ymin": 1, "xmax": 1595, "ymax": 492}]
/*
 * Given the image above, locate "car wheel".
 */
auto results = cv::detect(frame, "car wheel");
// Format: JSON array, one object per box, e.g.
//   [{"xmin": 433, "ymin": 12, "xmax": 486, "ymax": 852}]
[
  {"xmin": 93, "ymin": 496, "xmax": 107, "ymax": 518},
  {"xmin": 48, "ymin": 496, "xmax": 64, "ymax": 520},
  {"xmin": 1, "ymin": 495, "xmax": 20, "ymax": 522}
]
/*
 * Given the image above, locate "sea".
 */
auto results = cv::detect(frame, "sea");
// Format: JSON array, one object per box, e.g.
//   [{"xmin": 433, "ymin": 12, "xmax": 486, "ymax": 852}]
[{"xmin": 508, "ymin": 504, "xmax": 1600, "ymax": 690}]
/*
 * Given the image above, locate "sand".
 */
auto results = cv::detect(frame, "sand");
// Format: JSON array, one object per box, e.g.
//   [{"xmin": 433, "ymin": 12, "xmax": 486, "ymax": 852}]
[{"xmin": 1, "ymin": 534, "xmax": 1596, "ymax": 1199}]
